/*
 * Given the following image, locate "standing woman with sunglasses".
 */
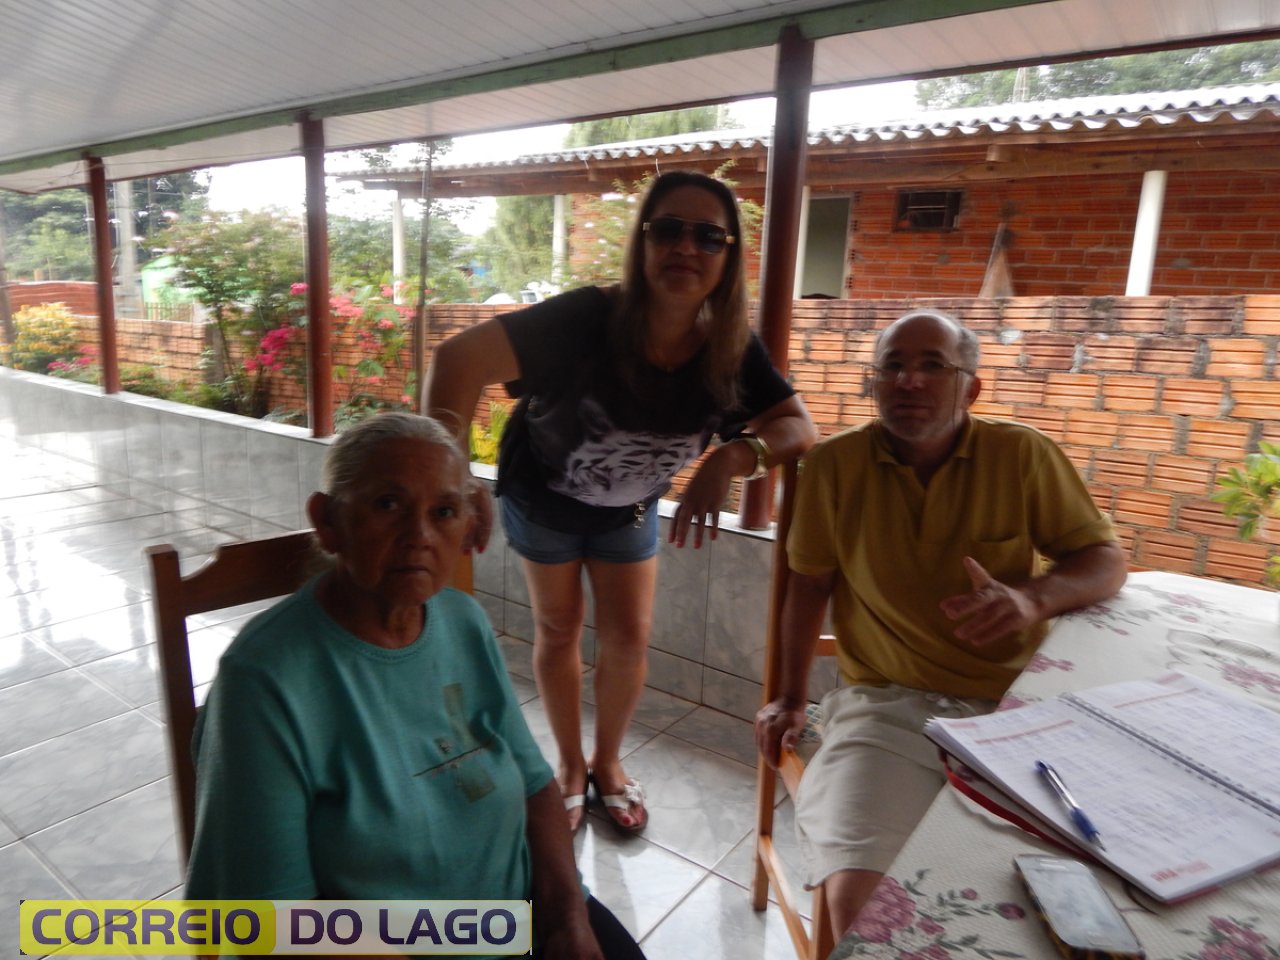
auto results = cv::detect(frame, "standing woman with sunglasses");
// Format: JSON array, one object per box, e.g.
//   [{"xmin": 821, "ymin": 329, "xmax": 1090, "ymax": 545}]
[{"xmin": 425, "ymin": 171, "xmax": 816, "ymax": 835}]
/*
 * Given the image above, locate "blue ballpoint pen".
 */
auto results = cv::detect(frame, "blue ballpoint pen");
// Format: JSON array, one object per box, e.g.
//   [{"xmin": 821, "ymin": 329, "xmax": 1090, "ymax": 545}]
[{"xmin": 1036, "ymin": 760, "xmax": 1106, "ymax": 851}]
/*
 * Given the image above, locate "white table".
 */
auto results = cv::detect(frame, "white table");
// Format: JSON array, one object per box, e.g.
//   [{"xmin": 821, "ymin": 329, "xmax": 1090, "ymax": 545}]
[{"xmin": 830, "ymin": 571, "xmax": 1280, "ymax": 959}]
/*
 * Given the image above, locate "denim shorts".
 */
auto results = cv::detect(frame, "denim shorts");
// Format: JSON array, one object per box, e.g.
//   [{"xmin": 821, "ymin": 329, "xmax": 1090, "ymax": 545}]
[{"xmin": 499, "ymin": 493, "xmax": 659, "ymax": 565}]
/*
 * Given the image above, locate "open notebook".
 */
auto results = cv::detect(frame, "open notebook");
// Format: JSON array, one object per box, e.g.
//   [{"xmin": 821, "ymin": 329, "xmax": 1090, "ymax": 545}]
[{"xmin": 924, "ymin": 671, "xmax": 1280, "ymax": 903}]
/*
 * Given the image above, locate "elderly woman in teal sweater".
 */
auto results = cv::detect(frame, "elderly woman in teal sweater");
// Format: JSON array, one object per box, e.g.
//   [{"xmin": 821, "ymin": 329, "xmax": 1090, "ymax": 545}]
[{"xmin": 185, "ymin": 412, "xmax": 645, "ymax": 960}]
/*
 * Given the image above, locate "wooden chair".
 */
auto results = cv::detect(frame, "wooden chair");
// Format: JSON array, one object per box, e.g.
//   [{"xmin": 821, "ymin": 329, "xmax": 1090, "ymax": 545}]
[
  {"xmin": 149, "ymin": 533, "xmax": 478, "ymax": 863},
  {"xmin": 147, "ymin": 529, "xmax": 319, "ymax": 862},
  {"xmin": 751, "ymin": 459, "xmax": 838, "ymax": 960}
]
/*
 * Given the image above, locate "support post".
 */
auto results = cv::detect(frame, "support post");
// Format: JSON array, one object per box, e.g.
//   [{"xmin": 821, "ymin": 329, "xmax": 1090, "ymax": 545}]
[
  {"xmin": 302, "ymin": 115, "xmax": 333, "ymax": 437},
  {"xmin": 739, "ymin": 25, "xmax": 812, "ymax": 530},
  {"xmin": 413, "ymin": 140, "xmax": 434, "ymax": 411},
  {"xmin": 552, "ymin": 194, "xmax": 568, "ymax": 291},
  {"xmin": 1125, "ymin": 169, "xmax": 1167, "ymax": 296},
  {"xmin": 86, "ymin": 155, "xmax": 121, "ymax": 394},
  {"xmin": 391, "ymin": 189, "xmax": 406, "ymax": 304}
]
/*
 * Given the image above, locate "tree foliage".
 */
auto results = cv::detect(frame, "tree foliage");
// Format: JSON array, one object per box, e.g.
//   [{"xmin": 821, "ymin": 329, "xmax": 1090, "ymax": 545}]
[
  {"xmin": 916, "ymin": 40, "xmax": 1280, "ymax": 109},
  {"xmin": 0, "ymin": 173, "xmax": 205, "ymax": 282},
  {"xmin": 164, "ymin": 208, "xmax": 304, "ymax": 415},
  {"xmin": 472, "ymin": 106, "xmax": 738, "ymax": 298},
  {"xmin": 478, "ymin": 195, "xmax": 556, "ymax": 297},
  {"xmin": 328, "ymin": 211, "xmax": 479, "ymax": 301}
]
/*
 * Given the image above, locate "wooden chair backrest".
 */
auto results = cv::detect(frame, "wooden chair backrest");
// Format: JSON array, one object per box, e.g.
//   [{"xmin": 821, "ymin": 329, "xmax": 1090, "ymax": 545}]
[
  {"xmin": 147, "ymin": 530, "xmax": 318, "ymax": 862},
  {"xmin": 752, "ymin": 458, "xmax": 836, "ymax": 960}
]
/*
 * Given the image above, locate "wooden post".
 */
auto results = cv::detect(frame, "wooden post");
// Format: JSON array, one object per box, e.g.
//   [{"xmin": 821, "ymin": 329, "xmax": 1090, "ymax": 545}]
[
  {"xmin": 739, "ymin": 25, "xmax": 812, "ymax": 530},
  {"xmin": 302, "ymin": 115, "xmax": 333, "ymax": 437},
  {"xmin": 86, "ymin": 155, "xmax": 121, "ymax": 394}
]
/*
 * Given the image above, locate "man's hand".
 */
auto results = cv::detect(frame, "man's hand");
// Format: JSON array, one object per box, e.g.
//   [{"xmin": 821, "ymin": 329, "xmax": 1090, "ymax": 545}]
[
  {"xmin": 939, "ymin": 556, "xmax": 1039, "ymax": 646},
  {"xmin": 754, "ymin": 698, "xmax": 808, "ymax": 768}
]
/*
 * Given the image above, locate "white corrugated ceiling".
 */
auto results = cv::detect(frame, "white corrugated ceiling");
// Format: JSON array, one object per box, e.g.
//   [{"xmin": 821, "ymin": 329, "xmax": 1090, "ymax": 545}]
[{"xmin": 3, "ymin": 0, "xmax": 1280, "ymax": 194}]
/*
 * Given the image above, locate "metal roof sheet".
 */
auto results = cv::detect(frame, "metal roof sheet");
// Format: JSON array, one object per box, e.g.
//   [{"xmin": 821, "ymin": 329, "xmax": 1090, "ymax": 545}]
[
  {"xmin": 367, "ymin": 82, "xmax": 1280, "ymax": 176},
  {"xmin": 3, "ymin": 0, "xmax": 1280, "ymax": 194}
]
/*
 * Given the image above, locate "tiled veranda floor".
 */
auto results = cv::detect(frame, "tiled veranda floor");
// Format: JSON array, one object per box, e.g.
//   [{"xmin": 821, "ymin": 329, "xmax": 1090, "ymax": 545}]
[{"xmin": 0, "ymin": 433, "xmax": 811, "ymax": 959}]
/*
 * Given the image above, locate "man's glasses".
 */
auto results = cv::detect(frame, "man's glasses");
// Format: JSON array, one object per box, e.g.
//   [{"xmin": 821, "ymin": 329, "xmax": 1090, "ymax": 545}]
[
  {"xmin": 642, "ymin": 216, "xmax": 736, "ymax": 255},
  {"xmin": 869, "ymin": 359, "xmax": 974, "ymax": 384}
]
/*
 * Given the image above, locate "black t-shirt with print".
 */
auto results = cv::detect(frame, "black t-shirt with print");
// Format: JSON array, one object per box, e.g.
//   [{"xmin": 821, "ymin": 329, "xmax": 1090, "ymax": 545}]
[{"xmin": 496, "ymin": 286, "xmax": 794, "ymax": 532}]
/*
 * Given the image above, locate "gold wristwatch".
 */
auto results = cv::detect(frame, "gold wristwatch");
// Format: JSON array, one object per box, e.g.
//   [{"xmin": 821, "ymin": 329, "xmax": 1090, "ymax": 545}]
[{"xmin": 736, "ymin": 433, "xmax": 771, "ymax": 480}]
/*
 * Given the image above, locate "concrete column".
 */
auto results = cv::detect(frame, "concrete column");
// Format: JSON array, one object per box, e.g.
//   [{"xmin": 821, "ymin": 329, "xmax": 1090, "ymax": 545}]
[
  {"xmin": 552, "ymin": 194, "xmax": 568, "ymax": 291},
  {"xmin": 1125, "ymin": 170, "xmax": 1167, "ymax": 296},
  {"xmin": 391, "ymin": 189, "xmax": 406, "ymax": 303},
  {"xmin": 792, "ymin": 185, "xmax": 811, "ymax": 299},
  {"xmin": 114, "ymin": 182, "xmax": 140, "ymax": 315}
]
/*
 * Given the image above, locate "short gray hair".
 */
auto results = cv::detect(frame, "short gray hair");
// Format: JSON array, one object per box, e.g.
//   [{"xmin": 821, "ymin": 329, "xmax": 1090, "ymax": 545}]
[
  {"xmin": 876, "ymin": 308, "xmax": 980, "ymax": 373},
  {"xmin": 322, "ymin": 412, "xmax": 464, "ymax": 497}
]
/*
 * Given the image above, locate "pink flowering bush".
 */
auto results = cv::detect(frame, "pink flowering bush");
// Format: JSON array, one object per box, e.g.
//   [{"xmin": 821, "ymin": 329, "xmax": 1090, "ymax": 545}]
[{"xmin": 266, "ymin": 283, "xmax": 417, "ymax": 427}]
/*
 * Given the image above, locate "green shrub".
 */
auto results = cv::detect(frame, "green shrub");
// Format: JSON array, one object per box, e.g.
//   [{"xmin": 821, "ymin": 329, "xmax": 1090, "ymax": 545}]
[
  {"xmin": 4, "ymin": 303, "xmax": 82, "ymax": 373},
  {"xmin": 469, "ymin": 401, "xmax": 511, "ymax": 465},
  {"xmin": 1213, "ymin": 440, "xmax": 1280, "ymax": 585},
  {"xmin": 119, "ymin": 363, "xmax": 173, "ymax": 399}
]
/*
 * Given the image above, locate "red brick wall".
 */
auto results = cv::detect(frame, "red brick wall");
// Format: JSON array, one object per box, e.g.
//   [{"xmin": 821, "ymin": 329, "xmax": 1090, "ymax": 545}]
[
  {"xmin": 848, "ymin": 171, "xmax": 1280, "ymax": 299},
  {"xmin": 8, "ymin": 282, "xmax": 206, "ymax": 383},
  {"xmin": 77, "ymin": 316, "xmax": 208, "ymax": 383},
  {"xmin": 8, "ymin": 281, "xmax": 99, "ymax": 317}
]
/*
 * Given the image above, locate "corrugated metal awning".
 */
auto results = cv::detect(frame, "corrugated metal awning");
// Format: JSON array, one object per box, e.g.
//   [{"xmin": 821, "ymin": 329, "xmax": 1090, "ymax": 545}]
[{"xmin": 3, "ymin": 0, "xmax": 1280, "ymax": 194}]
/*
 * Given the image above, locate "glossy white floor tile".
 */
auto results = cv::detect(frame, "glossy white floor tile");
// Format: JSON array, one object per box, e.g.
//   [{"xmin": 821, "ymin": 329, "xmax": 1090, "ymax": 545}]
[{"xmin": 0, "ymin": 435, "xmax": 807, "ymax": 960}]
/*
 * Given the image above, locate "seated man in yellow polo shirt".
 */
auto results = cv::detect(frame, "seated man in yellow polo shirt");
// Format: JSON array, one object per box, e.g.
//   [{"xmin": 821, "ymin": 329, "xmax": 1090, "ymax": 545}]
[{"xmin": 754, "ymin": 308, "xmax": 1127, "ymax": 941}]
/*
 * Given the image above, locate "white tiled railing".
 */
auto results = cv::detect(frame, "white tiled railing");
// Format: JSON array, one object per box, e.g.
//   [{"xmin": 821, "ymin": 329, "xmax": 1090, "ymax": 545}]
[{"xmin": 0, "ymin": 368, "xmax": 837, "ymax": 719}]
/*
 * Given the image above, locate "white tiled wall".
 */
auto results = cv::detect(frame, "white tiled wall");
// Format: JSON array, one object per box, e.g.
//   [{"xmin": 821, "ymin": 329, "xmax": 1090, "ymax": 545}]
[{"xmin": 1, "ymin": 368, "xmax": 836, "ymax": 715}]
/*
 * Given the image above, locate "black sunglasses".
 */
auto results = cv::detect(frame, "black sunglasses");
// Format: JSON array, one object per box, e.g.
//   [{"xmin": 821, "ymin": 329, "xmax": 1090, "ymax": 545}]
[{"xmin": 642, "ymin": 216, "xmax": 736, "ymax": 254}]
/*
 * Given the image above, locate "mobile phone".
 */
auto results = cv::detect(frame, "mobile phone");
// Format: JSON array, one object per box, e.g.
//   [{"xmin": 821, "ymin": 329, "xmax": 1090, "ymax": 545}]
[{"xmin": 1013, "ymin": 854, "xmax": 1145, "ymax": 960}]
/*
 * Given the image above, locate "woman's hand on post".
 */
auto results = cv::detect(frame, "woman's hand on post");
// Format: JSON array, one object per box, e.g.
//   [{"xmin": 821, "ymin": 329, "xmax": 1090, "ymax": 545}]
[{"xmin": 669, "ymin": 444, "xmax": 747, "ymax": 548}]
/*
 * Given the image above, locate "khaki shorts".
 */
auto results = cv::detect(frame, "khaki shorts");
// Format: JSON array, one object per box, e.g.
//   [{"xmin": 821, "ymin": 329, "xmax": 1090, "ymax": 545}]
[{"xmin": 794, "ymin": 683, "xmax": 995, "ymax": 887}]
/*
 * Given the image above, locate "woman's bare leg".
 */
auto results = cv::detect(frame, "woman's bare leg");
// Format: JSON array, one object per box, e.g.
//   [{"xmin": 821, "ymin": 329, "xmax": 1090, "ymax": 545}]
[
  {"xmin": 523, "ymin": 558, "xmax": 590, "ymax": 829},
  {"xmin": 584, "ymin": 556, "xmax": 658, "ymax": 829}
]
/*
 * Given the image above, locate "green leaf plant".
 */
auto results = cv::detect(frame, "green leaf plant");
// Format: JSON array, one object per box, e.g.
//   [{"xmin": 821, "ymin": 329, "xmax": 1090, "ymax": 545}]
[{"xmin": 1212, "ymin": 440, "xmax": 1280, "ymax": 585}]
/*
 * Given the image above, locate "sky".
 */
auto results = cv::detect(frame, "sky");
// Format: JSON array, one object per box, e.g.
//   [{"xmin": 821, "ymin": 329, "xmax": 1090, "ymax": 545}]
[{"xmin": 203, "ymin": 80, "xmax": 918, "ymax": 235}]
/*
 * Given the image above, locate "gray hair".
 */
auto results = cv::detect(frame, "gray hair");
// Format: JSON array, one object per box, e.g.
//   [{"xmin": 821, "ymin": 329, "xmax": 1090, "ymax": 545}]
[
  {"xmin": 875, "ymin": 308, "xmax": 980, "ymax": 373},
  {"xmin": 322, "ymin": 412, "xmax": 464, "ymax": 497}
]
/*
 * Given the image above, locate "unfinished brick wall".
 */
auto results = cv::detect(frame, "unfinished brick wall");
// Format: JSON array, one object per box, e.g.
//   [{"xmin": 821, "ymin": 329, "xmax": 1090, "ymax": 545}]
[{"xmin": 848, "ymin": 171, "xmax": 1280, "ymax": 299}]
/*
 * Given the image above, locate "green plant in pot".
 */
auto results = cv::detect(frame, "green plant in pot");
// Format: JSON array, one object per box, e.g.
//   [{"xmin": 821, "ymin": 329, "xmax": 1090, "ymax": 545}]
[{"xmin": 1212, "ymin": 440, "xmax": 1280, "ymax": 587}]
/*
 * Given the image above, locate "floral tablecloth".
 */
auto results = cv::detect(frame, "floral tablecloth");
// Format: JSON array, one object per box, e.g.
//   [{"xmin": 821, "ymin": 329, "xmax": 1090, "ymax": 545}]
[{"xmin": 831, "ymin": 571, "xmax": 1280, "ymax": 960}]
